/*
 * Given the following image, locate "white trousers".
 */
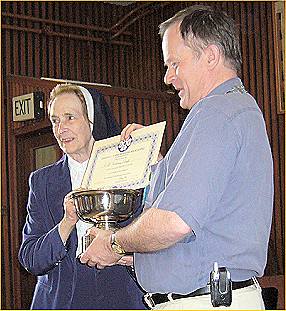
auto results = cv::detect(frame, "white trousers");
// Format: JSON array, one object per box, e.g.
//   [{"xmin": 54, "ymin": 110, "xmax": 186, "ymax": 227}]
[{"xmin": 154, "ymin": 284, "xmax": 265, "ymax": 310}]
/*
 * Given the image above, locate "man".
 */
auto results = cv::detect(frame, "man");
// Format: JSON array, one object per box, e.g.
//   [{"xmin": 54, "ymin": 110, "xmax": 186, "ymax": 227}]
[{"xmin": 80, "ymin": 5, "xmax": 273, "ymax": 309}]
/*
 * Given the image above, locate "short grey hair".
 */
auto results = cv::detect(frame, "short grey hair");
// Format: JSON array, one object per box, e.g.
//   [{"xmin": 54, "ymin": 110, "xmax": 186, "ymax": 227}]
[{"xmin": 159, "ymin": 5, "xmax": 242, "ymax": 73}]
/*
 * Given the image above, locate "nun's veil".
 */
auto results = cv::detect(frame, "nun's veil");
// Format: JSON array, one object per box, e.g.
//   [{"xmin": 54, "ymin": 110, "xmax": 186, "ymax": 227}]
[{"xmin": 78, "ymin": 86, "xmax": 121, "ymax": 140}]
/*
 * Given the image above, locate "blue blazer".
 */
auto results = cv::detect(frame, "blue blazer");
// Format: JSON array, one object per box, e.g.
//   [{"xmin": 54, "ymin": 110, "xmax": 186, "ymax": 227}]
[{"xmin": 18, "ymin": 155, "xmax": 146, "ymax": 309}]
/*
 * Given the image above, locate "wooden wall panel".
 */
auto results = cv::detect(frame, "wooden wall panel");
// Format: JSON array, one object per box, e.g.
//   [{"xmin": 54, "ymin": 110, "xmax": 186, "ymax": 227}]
[
  {"xmin": 1, "ymin": 87, "xmax": 12, "ymax": 309},
  {"xmin": 264, "ymin": 3, "xmax": 285, "ymax": 277}
]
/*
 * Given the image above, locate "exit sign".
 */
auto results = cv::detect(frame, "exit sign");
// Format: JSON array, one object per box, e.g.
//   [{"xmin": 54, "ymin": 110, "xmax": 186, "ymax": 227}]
[{"xmin": 12, "ymin": 92, "xmax": 44, "ymax": 121}]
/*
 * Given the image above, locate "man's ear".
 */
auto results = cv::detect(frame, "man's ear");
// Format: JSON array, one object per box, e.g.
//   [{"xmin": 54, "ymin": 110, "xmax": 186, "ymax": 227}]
[{"xmin": 204, "ymin": 44, "xmax": 220, "ymax": 69}]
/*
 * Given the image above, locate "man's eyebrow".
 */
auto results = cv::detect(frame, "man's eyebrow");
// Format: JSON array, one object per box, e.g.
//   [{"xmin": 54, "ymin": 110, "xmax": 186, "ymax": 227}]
[{"xmin": 164, "ymin": 57, "xmax": 174, "ymax": 66}]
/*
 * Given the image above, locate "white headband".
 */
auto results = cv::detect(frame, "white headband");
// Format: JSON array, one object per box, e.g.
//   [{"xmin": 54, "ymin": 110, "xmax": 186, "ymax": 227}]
[{"xmin": 78, "ymin": 86, "xmax": 94, "ymax": 132}]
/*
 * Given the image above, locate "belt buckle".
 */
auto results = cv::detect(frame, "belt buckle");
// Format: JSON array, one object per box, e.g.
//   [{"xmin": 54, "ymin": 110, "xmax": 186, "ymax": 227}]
[{"xmin": 144, "ymin": 293, "xmax": 155, "ymax": 309}]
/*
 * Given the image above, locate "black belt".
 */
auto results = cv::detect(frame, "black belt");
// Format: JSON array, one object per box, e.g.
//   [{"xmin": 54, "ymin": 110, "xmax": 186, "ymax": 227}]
[{"xmin": 144, "ymin": 278, "xmax": 254, "ymax": 308}]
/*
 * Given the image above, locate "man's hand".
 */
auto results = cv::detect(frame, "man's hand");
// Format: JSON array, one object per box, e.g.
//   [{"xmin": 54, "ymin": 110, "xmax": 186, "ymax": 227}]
[
  {"xmin": 117, "ymin": 255, "xmax": 134, "ymax": 266},
  {"xmin": 120, "ymin": 123, "xmax": 163, "ymax": 161},
  {"xmin": 120, "ymin": 123, "xmax": 145, "ymax": 141},
  {"xmin": 79, "ymin": 228, "xmax": 122, "ymax": 269}
]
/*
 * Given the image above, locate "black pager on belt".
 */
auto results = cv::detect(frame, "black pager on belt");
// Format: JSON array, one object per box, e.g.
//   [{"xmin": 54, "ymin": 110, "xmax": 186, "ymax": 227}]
[{"xmin": 210, "ymin": 262, "xmax": 232, "ymax": 307}]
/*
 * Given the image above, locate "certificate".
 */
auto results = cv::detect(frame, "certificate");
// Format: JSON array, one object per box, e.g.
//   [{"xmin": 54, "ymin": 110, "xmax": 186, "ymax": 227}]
[{"xmin": 81, "ymin": 121, "xmax": 166, "ymax": 190}]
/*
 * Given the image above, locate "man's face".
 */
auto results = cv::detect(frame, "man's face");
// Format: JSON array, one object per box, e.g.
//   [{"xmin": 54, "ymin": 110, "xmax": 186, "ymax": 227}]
[
  {"xmin": 162, "ymin": 23, "xmax": 208, "ymax": 109},
  {"xmin": 49, "ymin": 93, "xmax": 93, "ymax": 162}
]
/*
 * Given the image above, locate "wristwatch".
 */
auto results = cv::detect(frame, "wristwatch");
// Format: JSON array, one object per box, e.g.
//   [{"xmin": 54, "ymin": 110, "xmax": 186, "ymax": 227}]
[{"xmin": 110, "ymin": 232, "xmax": 126, "ymax": 255}]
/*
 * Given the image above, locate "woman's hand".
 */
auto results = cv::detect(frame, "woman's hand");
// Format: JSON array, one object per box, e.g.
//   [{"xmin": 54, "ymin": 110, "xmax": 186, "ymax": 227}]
[
  {"xmin": 63, "ymin": 193, "xmax": 79, "ymax": 225},
  {"xmin": 58, "ymin": 192, "xmax": 79, "ymax": 244}
]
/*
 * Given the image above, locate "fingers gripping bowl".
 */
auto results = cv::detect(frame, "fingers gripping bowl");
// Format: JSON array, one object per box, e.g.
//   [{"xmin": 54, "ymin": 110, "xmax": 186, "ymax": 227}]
[{"xmin": 71, "ymin": 189, "xmax": 142, "ymax": 252}]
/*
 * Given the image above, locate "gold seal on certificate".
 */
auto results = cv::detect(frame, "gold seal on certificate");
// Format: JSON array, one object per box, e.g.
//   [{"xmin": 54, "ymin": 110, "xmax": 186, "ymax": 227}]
[{"xmin": 81, "ymin": 121, "xmax": 166, "ymax": 190}]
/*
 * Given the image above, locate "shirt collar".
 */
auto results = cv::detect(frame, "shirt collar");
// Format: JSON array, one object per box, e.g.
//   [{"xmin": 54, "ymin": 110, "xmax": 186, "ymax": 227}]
[
  {"xmin": 67, "ymin": 155, "xmax": 88, "ymax": 171},
  {"xmin": 182, "ymin": 77, "xmax": 243, "ymax": 129},
  {"xmin": 207, "ymin": 77, "xmax": 243, "ymax": 97},
  {"xmin": 188, "ymin": 77, "xmax": 243, "ymax": 115}
]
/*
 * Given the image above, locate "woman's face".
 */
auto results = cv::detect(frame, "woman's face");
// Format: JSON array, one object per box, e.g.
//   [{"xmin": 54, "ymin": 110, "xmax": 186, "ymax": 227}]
[{"xmin": 49, "ymin": 92, "xmax": 94, "ymax": 163}]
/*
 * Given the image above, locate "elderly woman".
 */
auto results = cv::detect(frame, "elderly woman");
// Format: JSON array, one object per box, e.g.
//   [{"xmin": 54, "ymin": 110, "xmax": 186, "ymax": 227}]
[{"xmin": 18, "ymin": 84, "xmax": 146, "ymax": 310}]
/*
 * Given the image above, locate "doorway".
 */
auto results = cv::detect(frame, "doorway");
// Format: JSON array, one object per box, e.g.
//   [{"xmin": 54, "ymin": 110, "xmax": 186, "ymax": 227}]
[{"xmin": 16, "ymin": 128, "xmax": 61, "ymax": 309}]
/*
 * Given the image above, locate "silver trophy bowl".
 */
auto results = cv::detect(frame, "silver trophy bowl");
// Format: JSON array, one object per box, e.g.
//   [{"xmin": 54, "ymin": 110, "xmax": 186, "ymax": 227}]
[{"xmin": 71, "ymin": 189, "xmax": 141, "ymax": 252}]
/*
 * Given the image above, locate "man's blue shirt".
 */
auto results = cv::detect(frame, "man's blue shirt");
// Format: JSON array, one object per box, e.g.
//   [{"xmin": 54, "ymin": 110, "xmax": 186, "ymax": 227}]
[{"xmin": 134, "ymin": 77, "xmax": 273, "ymax": 294}]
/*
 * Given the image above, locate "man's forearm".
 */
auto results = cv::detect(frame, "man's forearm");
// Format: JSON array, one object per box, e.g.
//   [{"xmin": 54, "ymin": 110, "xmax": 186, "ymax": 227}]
[{"xmin": 116, "ymin": 207, "xmax": 191, "ymax": 252}]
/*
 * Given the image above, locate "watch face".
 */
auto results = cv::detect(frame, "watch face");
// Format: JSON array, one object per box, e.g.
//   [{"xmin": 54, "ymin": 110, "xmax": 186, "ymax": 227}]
[
  {"xmin": 112, "ymin": 243, "xmax": 125, "ymax": 255},
  {"xmin": 110, "ymin": 233, "xmax": 126, "ymax": 255}
]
